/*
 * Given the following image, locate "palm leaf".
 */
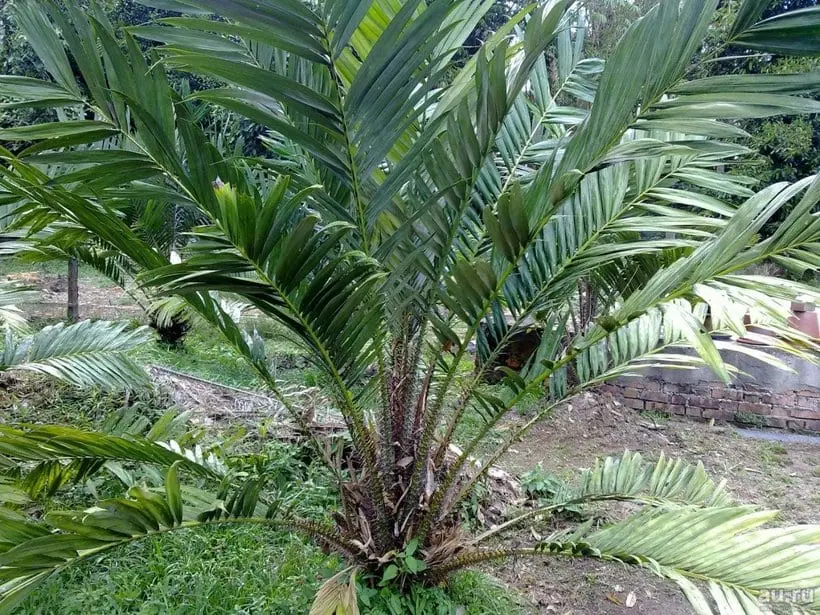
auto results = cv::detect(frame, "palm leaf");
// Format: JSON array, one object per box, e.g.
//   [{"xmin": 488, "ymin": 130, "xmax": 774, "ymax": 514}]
[{"xmin": 0, "ymin": 321, "xmax": 150, "ymax": 390}]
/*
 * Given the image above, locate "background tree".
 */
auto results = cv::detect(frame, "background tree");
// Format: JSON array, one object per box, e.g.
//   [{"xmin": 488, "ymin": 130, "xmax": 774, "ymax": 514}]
[{"xmin": 0, "ymin": 1, "xmax": 819, "ymax": 614}]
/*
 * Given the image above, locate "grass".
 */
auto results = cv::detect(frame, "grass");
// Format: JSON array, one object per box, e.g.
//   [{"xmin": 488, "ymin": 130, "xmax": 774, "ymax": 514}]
[
  {"xmin": 759, "ymin": 442, "xmax": 791, "ymax": 468},
  {"xmin": 1, "ymin": 309, "xmax": 530, "ymax": 613},
  {"xmin": 22, "ymin": 525, "xmax": 342, "ymax": 614},
  {"xmin": 132, "ymin": 321, "xmax": 321, "ymax": 391},
  {"xmin": 640, "ymin": 409, "xmax": 670, "ymax": 425},
  {"xmin": 23, "ymin": 529, "xmax": 524, "ymax": 615},
  {"xmin": 0, "ymin": 377, "xmax": 172, "ymax": 430}
]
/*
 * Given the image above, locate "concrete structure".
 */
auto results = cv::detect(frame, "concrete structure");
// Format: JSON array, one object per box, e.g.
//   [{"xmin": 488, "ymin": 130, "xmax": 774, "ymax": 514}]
[{"xmin": 599, "ymin": 347, "xmax": 820, "ymax": 432}]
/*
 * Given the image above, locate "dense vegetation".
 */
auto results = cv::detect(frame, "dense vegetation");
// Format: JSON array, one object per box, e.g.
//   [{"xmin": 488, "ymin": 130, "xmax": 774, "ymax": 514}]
[{"xmin": 0, "ymin": 0, "xmax": 819, "ymax": 613}]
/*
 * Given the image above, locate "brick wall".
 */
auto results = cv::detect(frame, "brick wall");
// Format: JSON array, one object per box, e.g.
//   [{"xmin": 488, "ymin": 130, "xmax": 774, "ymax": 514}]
[{"xmin": 599, "ymin": 379, "xmax": 820, "ymax": 432}]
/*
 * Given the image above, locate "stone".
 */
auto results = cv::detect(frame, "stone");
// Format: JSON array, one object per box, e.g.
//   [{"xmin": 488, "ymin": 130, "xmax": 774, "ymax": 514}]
[
  {"xmin": 685, "ymin": 406, "xmax": 703, "ymax": 417},
  {"xmin": 718, "ymin": 400, "xmax": 739, "ymax": 412},
  {"xmin": 737, "ymin": 401, "xmax": 772, "ymax": 415},
  {"xmin": 772, "ymin": 393, "xmax": 796, "ymax": 407},
  {"xmin": 802, "ymin": 419, "xmax": 820, "ymax": 432},
  {"xmin": 688, "ymin": 395, "xmax": 719, "ymax": 410},
  {"xmin": 796, "ymin": 395, "xmax": 820, "ymax": 410},
  {"xmin": 790, "ymin": 408, "xmax": 820, "ymax": 420},
  {"xmin": 702, "ymin": 408, "xmax": 734, "ymax": 422},
  {"xmin": 623, "ymin": 398, "xmax": 645, "ymax": 410},
  {"xmin": 644, "ymin": 391, "xmax": 670, "ymax": 404}
]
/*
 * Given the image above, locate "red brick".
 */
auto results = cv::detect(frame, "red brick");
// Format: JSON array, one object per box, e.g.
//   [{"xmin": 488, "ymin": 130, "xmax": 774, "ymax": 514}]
[
  {"xmin": 772, "ymin": 393, "xmax": 796, "ymax": 407},
  {"xmin": 764, "ymin": 417, "xmax": 788, "ymax": 429},
  {"xmin": 769, "ymin": 405, "xmax": 791, "ymax": 418},
  {"xmin": 710, "ymin": 388, "xmax": 725, "ymax": 398},
  {"xmin": 790, "ymin": 408, "xmax": 820, "ymax": 420},
  {"xmin": 796, "ymin": 396, "xmax": 820, "ymax": 411},
  {"xmin": 623, "ymin": 398, "xmax": 645, "ymax": 410},
  {"xmin": 787, "ymin": 419, "xmax": 806, "ymax": 431},
  {"xmin": 644, "ymin": 391, "xmax": 670, "ymax": 403},
  {"xmin": 737, "ymin": 401, "xmax": 772, "ymax": 415},
  {"xmin": 702, "ymin": 408, "xmax": 734, "ymax": 422},
  {"xmin": 723, "ymin": 389, "xmax": 743, "ymax": 401},
  {"xmin": 685, "ymin": 406, "xmax": 703, "ymax": 418},
  {"xmin": 802, "ymin": 419, "xmax": 820, "ymax": 432},
  {"xmin": 622, "ymin": 388, "xmax": 641, "ymax": 399},
  {"xmin": 663, "ymin": 383, "xmax": 682, "ymax": 393},
  {"xmin": 668, "ymin": 404, "xmax": 685, "ymax": 415},
  {"xmin": 671, "ymin": 394, "xmax": 687, "ymax": 405},
  {"xmin": 758, "ymin": 393, "xmax": 773, "ymax": 404},
  {"xmin": 742, "ymin": 393, "xmax": 760, "ymax": 403},
  {"xmin": 718, "ymin": 400, "xmax": 739, "ymax": 412},
  {"xmin": 688, "ymin": 395, "xmax": 719, "ymax": 410},
  {"xmin": 643, "ymin": 380, "xmax": 662, "ymax": 392}
]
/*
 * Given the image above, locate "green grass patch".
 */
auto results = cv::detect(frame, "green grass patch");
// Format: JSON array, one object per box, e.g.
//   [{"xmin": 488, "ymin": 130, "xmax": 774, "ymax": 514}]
[
  {"xmin": 22, "ymin": 525, "xmax": 341, "ymax": 615},
  {"xmin": 132, "ymin": 324, "xmax": 319, "ymax": 390},
  {"xmin": 3, "ymin": 312, "xmax": 530, "ymax": 613}
]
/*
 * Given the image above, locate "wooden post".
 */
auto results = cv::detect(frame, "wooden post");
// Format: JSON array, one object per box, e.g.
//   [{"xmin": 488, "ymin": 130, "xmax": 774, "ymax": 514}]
[{"xmin": 67, "ymin": 257, "xmax": 79, "ymax": 322}]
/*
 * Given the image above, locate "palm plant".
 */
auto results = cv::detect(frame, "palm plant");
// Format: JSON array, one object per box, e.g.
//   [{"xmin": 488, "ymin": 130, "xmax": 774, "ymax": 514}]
[
  {"xmin": 0, "ymin": 280, "xmax": 150, "ymax": 389},
  {"xmin": 0, "ymin": 0, "xmax": 819, "ymax": 613}
]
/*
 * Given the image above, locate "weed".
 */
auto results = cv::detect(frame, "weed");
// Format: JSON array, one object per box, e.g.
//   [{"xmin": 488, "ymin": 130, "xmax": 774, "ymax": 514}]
[
  {"xmin": 358, "ymin": 571, "xmax": 525, "ymax": 615},
  {"xmin": 759, "ymin": 442, "xmax": 790, "ymax": 468},
  {"xmin": 459, "ymin": 476, "xmax": 491, "ymax": 530},
  {"xmin": 583, "ymin": 572, "xmax": 599, "ymax": 585},
  {"xmin": 0, "ymin": 376, "xmax": 172, "ymax": 429},
  {"xmin": 520, "ymin": 463, "xmax": 567, "ymax": 500},
  {"xmin": 640, "ymin": 409, "xmax": 670, "ymax": 425},
  {"xmin": 519, "ymin": 464, "xmax": 581, "ymax": 517},
  {"xmin": 735, "ymin": 411, "xmax": 766, "ymax": 428},
  {"xmin": 22, "ymin": 525, "xmax": 342, "ymax": 614}
]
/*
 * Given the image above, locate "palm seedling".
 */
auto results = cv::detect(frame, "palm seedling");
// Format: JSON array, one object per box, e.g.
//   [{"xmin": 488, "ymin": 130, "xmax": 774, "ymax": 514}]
[{"xmin": 0, "ymin": 0, "xmax": 819, "ymax": 613}]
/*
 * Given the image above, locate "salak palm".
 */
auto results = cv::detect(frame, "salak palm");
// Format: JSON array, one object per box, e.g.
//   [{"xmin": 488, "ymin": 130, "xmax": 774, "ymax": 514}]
[{"xmin": 0, "ymin": 0, "xmax": 819, "ymax": 613}]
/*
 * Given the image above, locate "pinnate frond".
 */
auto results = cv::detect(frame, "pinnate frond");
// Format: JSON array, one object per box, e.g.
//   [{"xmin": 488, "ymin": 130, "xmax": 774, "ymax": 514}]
[{"xmin": 0, "ymin": 321, "xmax": 150, "ymax": 390}]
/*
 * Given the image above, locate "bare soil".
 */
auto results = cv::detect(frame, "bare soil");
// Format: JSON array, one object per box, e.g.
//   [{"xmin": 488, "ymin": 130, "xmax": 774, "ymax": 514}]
[
  {"xmin": 9, "ymin": 272, "xmax": 819, "ymax": 614},
  {"xmin": 487, "ymin": 392, "xmax": 820, "ymax": 614},
  {"xmin": 9, "ymin": 271, "xmax": 142, "ymax": 321}
]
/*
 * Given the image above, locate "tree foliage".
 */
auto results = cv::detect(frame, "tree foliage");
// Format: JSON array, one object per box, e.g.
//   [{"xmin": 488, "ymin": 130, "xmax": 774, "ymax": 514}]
[{"xmin": 0, "ymin": 0, "xmax": 819, "ymax": 613}]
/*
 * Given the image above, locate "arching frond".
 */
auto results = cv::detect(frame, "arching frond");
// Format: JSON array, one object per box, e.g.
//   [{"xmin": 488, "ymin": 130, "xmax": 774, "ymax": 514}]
[
  {"xmin": 0, "ymin": 463, "xmax": 350, "ymax": 613},
  {"xmin": 0, "ymin": 321, "xmax": 150, "ymax": 390},
  {"xmin": 0, "ymin": 283, "xmax": 33, "ymax": 334}
]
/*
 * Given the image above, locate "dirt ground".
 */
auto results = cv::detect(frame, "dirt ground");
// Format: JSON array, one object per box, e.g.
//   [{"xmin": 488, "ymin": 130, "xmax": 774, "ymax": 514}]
[
  {"xmin": 489, "ymin": 392, "xmax": 820, "ymax": 614},
  {"xmin": 7, "ymin": 271, "xmax": 819, "ymax": 614},
  {"xmin": 9, "ymin": 271, "xmax": 142, "ymax": 321}
]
